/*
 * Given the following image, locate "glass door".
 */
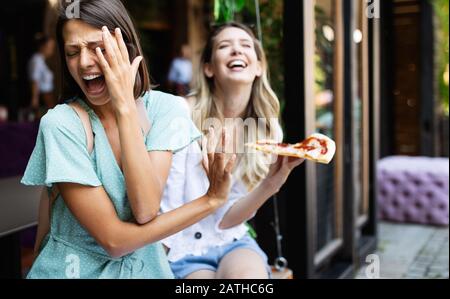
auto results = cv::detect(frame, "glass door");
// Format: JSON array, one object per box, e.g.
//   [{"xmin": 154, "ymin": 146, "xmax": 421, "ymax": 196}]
[
  {"xmin": 352, "ymin": 0, "xmax": 370, "ymax": 228},
  {"xmin": 304, "ymin": 0, "xmax": 345, "ymax": 268}
]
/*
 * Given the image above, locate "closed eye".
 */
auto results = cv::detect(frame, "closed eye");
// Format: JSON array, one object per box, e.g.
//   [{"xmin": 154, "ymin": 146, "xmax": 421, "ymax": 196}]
[
  {"xmin": 66, "ymin": 51, "xmax": 79, "ymax": 57},
  {"xmin": 217, "ymin": 41, "xmax": 231, "ymax": 49}
]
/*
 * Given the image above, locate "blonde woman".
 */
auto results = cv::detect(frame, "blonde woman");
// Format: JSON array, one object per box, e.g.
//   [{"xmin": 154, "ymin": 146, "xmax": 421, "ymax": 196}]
[{"xmin": 160, "ymin": 22, "xmax": 304, "ymax": 279}]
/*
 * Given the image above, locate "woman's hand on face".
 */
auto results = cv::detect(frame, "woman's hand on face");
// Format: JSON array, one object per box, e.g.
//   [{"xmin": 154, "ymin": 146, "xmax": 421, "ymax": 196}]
[
  {"xmin": 264, "ymin": 155, "xmax": 305, "ymax": 194},
  {"xmin": 96, "ymin": 26, "xmax": 143, "ymax": 112},
  {"xmin": 202, "ymin": 128, "xmax": 237, "ymax": 209}
]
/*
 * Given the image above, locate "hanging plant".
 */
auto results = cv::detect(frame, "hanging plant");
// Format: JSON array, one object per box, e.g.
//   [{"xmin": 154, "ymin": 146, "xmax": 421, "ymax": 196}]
[{"xmin": 214, "ymin": 0, "xmax": 246, "ymax": 22}]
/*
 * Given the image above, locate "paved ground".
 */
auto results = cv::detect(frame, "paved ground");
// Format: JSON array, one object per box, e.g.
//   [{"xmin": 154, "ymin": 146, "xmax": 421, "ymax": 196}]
[{"xmin": 355, "ymin": 221, "xmax": 449, "ymax": 279}]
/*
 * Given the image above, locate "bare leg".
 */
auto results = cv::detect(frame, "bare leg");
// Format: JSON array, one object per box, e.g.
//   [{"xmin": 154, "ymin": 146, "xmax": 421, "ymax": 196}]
[
  {"xmin": 216, "ymin": 248, "xmax": 269, "ymax": 279},
  {"xmin": 185, "ymin": 270, "xmax": 216, "ymax": 279}
]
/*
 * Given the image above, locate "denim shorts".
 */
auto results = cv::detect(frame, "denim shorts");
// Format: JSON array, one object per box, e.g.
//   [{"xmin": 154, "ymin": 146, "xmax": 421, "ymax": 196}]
[{"xmin": 169, "ymin": 235, "xmax": 271, "ymax": 279}]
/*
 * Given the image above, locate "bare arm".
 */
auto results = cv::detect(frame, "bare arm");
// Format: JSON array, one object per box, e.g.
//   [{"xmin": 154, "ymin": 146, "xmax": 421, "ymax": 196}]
[
  {"xmin": 96, "ymin": 27, "xmax": 171, "ymax": 224},
  {"xmin": 116, "ymin": 106, "xmax": 172, "ymax": 224},
  {"xmin": 218, "ymin": 182, "xmax": 278, "ymax": 230},
  {"xmin": 219, "ymin": 156, "xmax": 304, "ymax": 230},
  {"xmin": 30, "ymin": 81, "xmax": 39, "ymax": 109},
  {"xmin": 57, "ymin": 130, "xmax": 235, "ymax": 259},
  {"xmin": 58, "ymin": 183, "xmax": 216, "ymax": 258}
]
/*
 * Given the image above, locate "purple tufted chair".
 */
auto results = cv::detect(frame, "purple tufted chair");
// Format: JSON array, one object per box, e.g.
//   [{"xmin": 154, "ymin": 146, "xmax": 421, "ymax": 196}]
[{"xmin": 377, "ymin": 156, "xmax": 449, "ymax": 226}]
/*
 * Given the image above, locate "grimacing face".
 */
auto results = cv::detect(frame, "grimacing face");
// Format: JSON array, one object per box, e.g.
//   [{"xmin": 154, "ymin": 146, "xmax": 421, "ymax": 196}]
[
  {"xmin": 205, "ymin": 27, "xmax": 262, "ymax": 86},
  {"xmin": 63, "ymin": 19, "xmax": 111, "ymax": 106}
]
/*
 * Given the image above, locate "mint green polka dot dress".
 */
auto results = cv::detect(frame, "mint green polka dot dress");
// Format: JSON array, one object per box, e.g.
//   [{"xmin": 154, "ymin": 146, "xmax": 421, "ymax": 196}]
[{"xmin": 21, "ymin": 91, "xmax": 201, "ymax": 279}]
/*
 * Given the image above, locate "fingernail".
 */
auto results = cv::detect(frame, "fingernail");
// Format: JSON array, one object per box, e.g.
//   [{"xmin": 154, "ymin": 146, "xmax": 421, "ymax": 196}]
[{"xmin": 102, "ymin": 26, "xmax": 107, "ymax": 31}]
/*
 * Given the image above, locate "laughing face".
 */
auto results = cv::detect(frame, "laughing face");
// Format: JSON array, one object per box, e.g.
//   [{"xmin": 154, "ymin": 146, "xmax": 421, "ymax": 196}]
[
  {"xmin": 205, "ymin": 27, "xmax": 262, "ymax": 86},
  {"xmin": 63, "ymin": 20, "xmax": 110, "ymax": 106}
]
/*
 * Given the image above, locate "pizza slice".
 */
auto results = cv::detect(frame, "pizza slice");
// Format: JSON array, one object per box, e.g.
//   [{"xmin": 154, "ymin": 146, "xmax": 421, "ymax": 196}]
[{"xmin": 245, "ymin": 133, "xmax": 336, "ymax": 164}]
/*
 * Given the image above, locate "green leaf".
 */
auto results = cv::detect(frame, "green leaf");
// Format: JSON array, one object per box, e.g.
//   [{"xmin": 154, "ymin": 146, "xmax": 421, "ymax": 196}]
[
  {"xmin": 214, "ymin": 0, "xmax": 221, "ymax": 20},
  {"xmin": 235, "ymin": 0, "xmax": 246, "ymax": 11},
  {"xmin": 214, "ymin": 0, "xmax": 248, "ymax": 22},
  {"xmin": 246, "ymin": 222, "xmax": 257, "ymax": 239}
]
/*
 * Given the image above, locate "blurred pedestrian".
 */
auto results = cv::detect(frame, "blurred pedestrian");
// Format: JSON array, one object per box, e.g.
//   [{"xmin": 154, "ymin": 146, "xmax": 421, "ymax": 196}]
[
  {"xmin": 28, "ymin": 33, "xmax": 56, "ymax": 117},
  {"xmin": 167, "ymin": 44, "xmax": 193, "ymax": 96}
]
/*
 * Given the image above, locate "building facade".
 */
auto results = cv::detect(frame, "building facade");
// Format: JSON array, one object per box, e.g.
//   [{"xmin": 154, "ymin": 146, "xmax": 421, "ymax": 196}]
[{"xmin": 0, "ymin": 0, "xmax": 446, "ymax": 278}]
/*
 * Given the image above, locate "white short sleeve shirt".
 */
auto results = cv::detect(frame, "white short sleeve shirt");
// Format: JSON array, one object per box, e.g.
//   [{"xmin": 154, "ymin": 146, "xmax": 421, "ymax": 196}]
[
  {"xmin": 28, "ymin": 53, "xmax": 54, "ymax": 93},
  {"xmin": 167, "ymin": 58, "xmax": 193, "ymax": 85},
  {"xmin": 160, "ymin": 141, "xmax": 249, "ymax": 262}
]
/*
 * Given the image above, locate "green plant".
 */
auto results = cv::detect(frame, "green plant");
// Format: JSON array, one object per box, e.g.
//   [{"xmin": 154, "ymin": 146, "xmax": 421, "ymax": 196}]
[
  {"xmin": 431, "ymin": 0, "xmax": 449, "ymax": 116},
  {"xmin": 214, "ymin": 0, "xmax": 246, "ymax": 22},
  {"xmin": 245, "ymin": 222, "xmax": 258, "ymax": 238}
]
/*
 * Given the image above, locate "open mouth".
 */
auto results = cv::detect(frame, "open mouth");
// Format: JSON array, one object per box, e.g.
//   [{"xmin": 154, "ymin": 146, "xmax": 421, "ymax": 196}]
[
  {"xmin": 82, "ymin": 74, "xmax": 106, "ymax": 96},
  {"xmin": 227, "ymin": 59, "xmax": 248, "ymax": 71}
]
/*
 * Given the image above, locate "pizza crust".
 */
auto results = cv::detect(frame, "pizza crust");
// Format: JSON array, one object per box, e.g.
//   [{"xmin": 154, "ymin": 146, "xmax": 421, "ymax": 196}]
[{"xmin": 307, "ymin": 133, "xmax": 336, "ymax": 164}]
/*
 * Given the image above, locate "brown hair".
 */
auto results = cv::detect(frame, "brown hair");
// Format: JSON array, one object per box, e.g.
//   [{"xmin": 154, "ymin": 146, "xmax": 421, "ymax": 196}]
[{"xmin": 56, "ymin": 0, "xmax": 150, "ymax": 101}]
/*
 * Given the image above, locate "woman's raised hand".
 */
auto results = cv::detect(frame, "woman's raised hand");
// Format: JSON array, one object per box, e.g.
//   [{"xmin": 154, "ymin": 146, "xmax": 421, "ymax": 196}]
[
  {"xmin": 96, "ymin": 26, "xmax": 143, "ymax": 111},
  {"xmin": 202, "ymin": 128, "xmax": 237, "ymax": 209}
]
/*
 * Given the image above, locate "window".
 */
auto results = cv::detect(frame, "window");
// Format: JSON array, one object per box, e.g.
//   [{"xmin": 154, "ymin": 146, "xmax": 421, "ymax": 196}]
[
  {"xmin": 353, "ymin": 0, "xmax": 370, "ymax": 227},
  {"xmin": 304, "ymin": 0, "xmax": 344, "ymax": 267}
]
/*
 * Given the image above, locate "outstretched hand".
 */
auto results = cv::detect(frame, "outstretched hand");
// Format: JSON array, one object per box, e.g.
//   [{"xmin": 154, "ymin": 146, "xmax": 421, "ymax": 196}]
[{"xmin": 202, "ymin": 128, "xmax": 237, "ymax": 209}]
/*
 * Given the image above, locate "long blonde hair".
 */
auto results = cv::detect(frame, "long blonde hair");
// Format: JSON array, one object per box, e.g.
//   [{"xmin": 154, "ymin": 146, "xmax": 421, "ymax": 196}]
[{"xmin": 191, "ymin": 22, "xmax": 282, "ymax": 190}]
